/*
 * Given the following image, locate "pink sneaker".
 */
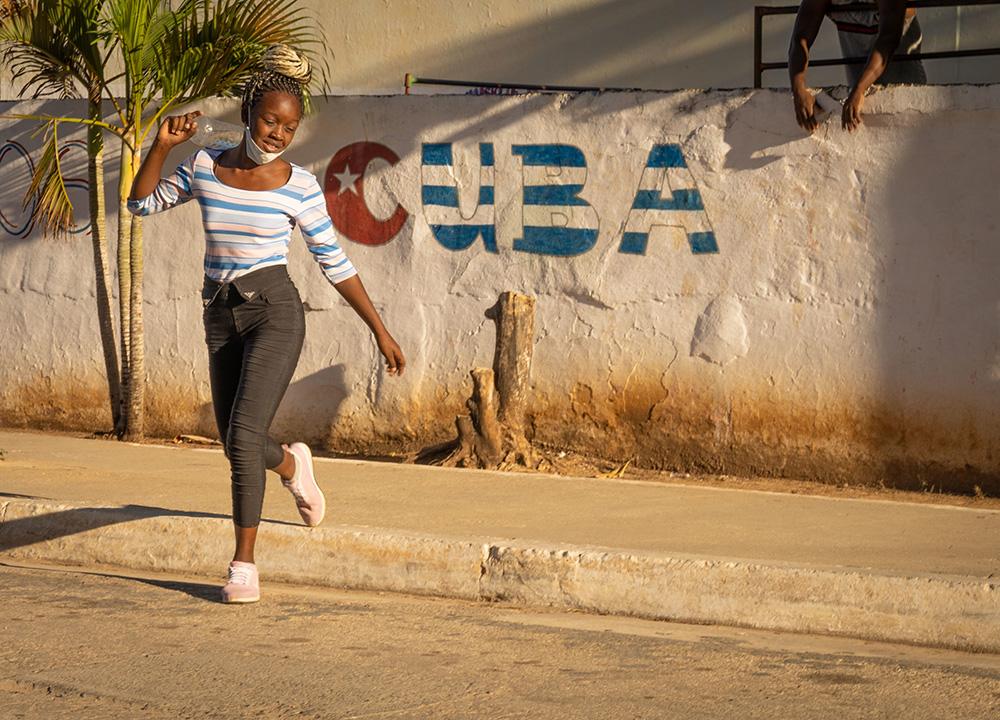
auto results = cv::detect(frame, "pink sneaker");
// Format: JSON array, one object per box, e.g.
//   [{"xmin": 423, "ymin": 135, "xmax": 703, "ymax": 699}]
[
  {"xmin": 283, "ymin": 442, "xmax": 326, "ymax": 527},
  {"xmin": 221, "ymin": 561, "xmax": 260, "ymax": 604}
]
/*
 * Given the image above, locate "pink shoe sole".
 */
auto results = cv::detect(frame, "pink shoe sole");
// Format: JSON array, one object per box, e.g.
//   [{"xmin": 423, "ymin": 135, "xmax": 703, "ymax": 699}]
[{"xmin": 285, "ymin": 442, "xmax": 326, "ymax": 527}]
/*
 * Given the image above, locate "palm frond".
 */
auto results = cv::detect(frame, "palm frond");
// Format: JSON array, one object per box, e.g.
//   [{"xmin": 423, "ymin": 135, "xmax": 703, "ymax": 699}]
[
  {"xmin": 212, "ymin": 0, "xmax": 325, "ymax": 106},
  {"xmin": 1, "ymin": 0, "xmax": 110, "ymax": 100},
  {"xmin": 1, "ymin": 0, "xmax": 80, "ymax": 98},
  {"xmin": 0, "ymin": 110, "xmax": 124, "ymax": 139},
  {"xmin": 102, "ymin": 0, "xmax": 160, "ymax": 102},
  {"xmin": 60, "ymin": 0, "xmax": 111, "ymax": 84},
  {"xmin": 147, "ymin": 0, "xmax": 319, "ymax": 110},
  {"xmin": 25, "ymin": 119, "xmax": 77, "ymax": 239},
  {"xmin": 0, "ymin": 0, "xmax": 30, "ymax": 22}
]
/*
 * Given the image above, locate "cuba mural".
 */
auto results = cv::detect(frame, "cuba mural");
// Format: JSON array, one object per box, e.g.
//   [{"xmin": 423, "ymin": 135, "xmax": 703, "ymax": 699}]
[
  {"xmin": 1, "ymin": 136, "xmax": 717, "ymax": 257},
  {"xmin": 324, "ymin": 141, "xmax": 719, "ymax": 257}
]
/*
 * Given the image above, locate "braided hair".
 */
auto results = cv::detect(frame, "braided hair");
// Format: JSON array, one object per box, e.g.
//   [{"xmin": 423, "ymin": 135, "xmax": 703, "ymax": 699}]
[{"xmin": 240, "ymin": 44, "xmax": 313, "ymax": 124}]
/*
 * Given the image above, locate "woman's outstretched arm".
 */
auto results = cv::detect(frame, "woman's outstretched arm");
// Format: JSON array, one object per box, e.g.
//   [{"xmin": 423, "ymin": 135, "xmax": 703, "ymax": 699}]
[{"xmin": 334, "ymin": 274, "xmax": 406, "ymax": 376}]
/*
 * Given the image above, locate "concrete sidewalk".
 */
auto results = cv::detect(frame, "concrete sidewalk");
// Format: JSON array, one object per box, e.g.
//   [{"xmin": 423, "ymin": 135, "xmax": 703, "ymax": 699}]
[{"xmin": 1, "ymin": 429, "xmax": 998, "ymax": 651}]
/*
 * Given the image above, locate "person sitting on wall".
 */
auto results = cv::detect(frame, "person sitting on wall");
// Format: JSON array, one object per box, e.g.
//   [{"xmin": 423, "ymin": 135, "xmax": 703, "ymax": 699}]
[{"xmin": 789, "ymin": 0, "xmax": 927, "ymax": 132}]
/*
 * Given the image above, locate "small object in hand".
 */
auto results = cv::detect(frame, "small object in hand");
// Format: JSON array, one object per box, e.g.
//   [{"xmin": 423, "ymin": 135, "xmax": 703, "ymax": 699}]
[
  {"xmin": 812, "ymin": 91, "xmax": 842, "ymax": 124},
  {"xmin": 190, "ymin": 116, "xmax": 244, "ymax": 150}
]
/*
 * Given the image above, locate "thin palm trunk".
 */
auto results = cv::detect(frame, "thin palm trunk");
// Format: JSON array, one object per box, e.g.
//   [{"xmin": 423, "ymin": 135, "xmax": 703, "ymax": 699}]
[
  {"xmin": 123, "ymin": 133, "xmax": 144, "ymax": 441},
  {"xmin": 116, "ymin": 145, "xmax": 132, "ymax": 437},
  {"xmin": 87, "ymin": 87, "xmax": 121, "ymax": 431},
  {"xmin": 5, "ymin": 0, "xmax": 318, "ymax": 440}
]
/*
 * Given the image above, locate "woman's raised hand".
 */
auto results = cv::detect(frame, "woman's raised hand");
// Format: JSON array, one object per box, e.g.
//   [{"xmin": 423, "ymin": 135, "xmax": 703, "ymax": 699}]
[{"xmin": 155, "ymin": 111, "xmax": 203, "ymax": 149}]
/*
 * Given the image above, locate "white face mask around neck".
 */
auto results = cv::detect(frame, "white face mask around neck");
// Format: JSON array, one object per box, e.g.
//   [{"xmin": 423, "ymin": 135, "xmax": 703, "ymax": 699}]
[{"xmin": 244, "ymin": 126, "xmax": 286, "ymax": 165}]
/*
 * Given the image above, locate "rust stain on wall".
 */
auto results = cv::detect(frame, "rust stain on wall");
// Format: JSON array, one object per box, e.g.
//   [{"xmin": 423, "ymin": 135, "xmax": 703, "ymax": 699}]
[
  {"xmin": 0, "ymin": 374, "xmax": 215, "ymax": 439},
  {"xmin": 3, "ymin": 371, "xmax": 998, "ymax": 496},
  {"xmin": 530, "ymin": 372, "xmax": 1000, "ymax": 495},
  {"xmin": 1, "ymin": 374, "xmax": 110, "ymax": 432}
]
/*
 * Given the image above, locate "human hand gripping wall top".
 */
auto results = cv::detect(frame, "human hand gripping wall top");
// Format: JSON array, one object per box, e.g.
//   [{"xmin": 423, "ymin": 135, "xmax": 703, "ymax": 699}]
[
  {"xmin": 788, "ymin": 0, "xmax": 909, "ymax": 133},
  {"xmin": 841, "ymin": 0, "xmax": 908, "ymax": 132}
]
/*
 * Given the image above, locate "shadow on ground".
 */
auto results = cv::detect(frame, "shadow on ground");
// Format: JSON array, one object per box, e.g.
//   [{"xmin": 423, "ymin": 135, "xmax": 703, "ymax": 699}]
[
  {"xmin": 0, "ymin": 502, "xmax": 300, "ymax": 555},
  {"xmin": 0, "ymin": 560, "xmax": 221, "ymax": 603}
]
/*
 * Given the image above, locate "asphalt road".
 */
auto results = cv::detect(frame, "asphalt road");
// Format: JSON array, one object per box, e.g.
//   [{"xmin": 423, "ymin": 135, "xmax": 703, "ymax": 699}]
[{"xmin": 3, "ymin": 563, "xmax": 999, "ymax": 720}]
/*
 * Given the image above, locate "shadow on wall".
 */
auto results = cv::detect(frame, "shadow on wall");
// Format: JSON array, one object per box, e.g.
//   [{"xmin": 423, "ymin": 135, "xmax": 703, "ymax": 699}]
[
  {"xmin": 335, "ymin": 0, "xmax": 780, "ymax": 92},
  {"xmin": 272, "ymin": 363, "xmax": 349, "ymax": 445},
  {"xmin": 877, "ymin": 108, "xmax": 1000, "ymax": 493},
  {"xmin": 196, "ymin": 365, "xmax": 350, "ymax": 447},
  {"xmin": 292, "ymin": 0, "xmax": 778, "ymax": 175},
  {"xmin": 0, "ymin": 105, "xmax": 94, "ymax": 245},
  {"xmin": 721, "ymin": 89, "xmax": 803, "ymax": 171},
  {"xmin": 717, "ymin": 93, "xmax": 1000, "ymax": 494},
  {"xmin": 279, "ymin": 1, "xmax": 799, "ymax": 239}
]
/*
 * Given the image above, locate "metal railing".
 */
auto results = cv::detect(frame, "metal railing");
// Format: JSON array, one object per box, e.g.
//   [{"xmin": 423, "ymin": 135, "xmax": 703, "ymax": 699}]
[
  {"xmin": 755, "ymin": 0, "xmax": 1000, "ymax": 88},
  {"xmin": 403, "ymin": 73, "xmax": 654, "ymax": 95}
]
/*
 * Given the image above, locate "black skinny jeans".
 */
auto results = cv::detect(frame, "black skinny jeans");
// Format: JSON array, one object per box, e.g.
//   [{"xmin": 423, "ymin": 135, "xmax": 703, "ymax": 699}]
[{"xmin": 202, "ymin": 265, "xmax": 306, "ymax": 528}]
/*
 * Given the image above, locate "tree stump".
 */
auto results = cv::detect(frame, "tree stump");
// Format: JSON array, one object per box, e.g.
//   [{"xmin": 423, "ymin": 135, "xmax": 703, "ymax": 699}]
[{"xmin": 445, "ymin": 292, "xmax": 538, "ymax": 469}]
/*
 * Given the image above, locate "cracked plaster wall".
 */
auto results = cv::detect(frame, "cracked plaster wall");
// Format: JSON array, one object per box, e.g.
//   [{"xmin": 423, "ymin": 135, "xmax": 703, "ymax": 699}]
[{"xmin": 2, "ymin": 84, "xmax": 1000, "ymax": 490}]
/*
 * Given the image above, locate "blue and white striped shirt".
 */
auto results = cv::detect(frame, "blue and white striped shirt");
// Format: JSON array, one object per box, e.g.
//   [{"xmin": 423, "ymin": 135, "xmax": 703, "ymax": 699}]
[{"xmin": 127, "ymin": 148, "xmax": 358, "ymax": 286}]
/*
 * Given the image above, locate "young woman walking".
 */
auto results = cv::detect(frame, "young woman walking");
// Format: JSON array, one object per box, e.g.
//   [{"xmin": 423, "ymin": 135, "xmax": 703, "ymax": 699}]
[{"xmin": 128, "ymin": 45, "xmax": 405, "ymax": 604}]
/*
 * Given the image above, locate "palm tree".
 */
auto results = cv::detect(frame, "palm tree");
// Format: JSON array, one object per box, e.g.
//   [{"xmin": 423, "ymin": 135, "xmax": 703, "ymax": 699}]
[
  {"xmin": 2, "ymin": 0, "xmax": 319, "ymax": 439},
  {"xmin": 2, "ymin": 0, "xmax": 122, "ymax": 430}
]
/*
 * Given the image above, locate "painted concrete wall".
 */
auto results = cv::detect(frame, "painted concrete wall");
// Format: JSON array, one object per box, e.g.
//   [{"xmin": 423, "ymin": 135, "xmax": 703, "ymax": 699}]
[
  {"xmin": 2, "ymin": 85, "xmax": 1000, "ymax": 491},
  {"xmin": 317, "ymin": 0, "xmax": 1000, "ymax": 92},
  {"xmin": 2, "ymin": 1, "xmax": 999, "ymax": 99}
]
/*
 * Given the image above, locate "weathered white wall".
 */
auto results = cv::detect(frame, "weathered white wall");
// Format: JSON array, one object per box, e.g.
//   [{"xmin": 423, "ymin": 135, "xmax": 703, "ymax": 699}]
[
  {"xmin": 2, "ymin": 85, "xmax": 1000, "ymax": 491},
  {"xmin": 2, "ymin": 1, "xmax": 999, "ymax": 99},
  {"xmin": 320, "ymin": 0, "xmax": 1000, "ymax": 91}
]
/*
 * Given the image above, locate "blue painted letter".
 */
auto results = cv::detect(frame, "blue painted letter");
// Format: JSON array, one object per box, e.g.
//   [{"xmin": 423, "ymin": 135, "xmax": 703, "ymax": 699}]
[
  {"xmin": 619, "ymin": 144, "xmax": 718, "ymax": 256},
  {"xmin": 512, "ymin": 144, "xmax": 599, "ymax": 257},
  {"xmin": 421, "ymin": 143, "xmax": 497, "ymax": 252}
]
